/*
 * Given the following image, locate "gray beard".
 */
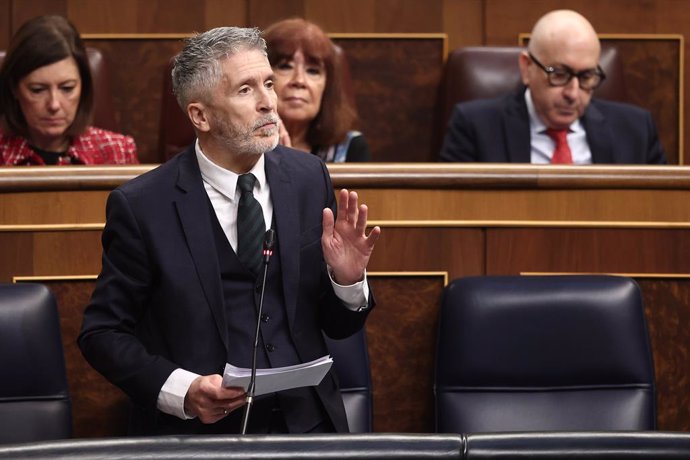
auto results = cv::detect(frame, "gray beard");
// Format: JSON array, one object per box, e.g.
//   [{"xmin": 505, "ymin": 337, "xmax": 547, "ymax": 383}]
[{"xmin": 211, "ymin": 114, "xmax": 279, "ymax": 156}]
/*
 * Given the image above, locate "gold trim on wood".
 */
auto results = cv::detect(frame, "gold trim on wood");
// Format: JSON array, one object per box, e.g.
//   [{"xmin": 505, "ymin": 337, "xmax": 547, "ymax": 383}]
[
  {"xmin": 369, "ymin": 271, "xmax": 449, "ymax": 286},
  {"xmin": 368, "ymin": 220, "xmax": 690, "ymax": 229},
  {"xmin": 13, "ymin": 275, "xmax": 98, "ymax": 283},
  {"xmin": 679, "ymin": 35, "xmax": 685, "ymax": 164},
  {"xmin": 329, "ymin": 33, "xmax": 447, "ymax": 39},
  {"xmin": 0, "ymin": 224, "xmax": 104, "ymax": 232},
  {"xmin": 518, "ymin": 32, "xmax": 686, "ymax": 43},
  {"xmin": 5, "ymin": 220, "xmax": 689, "ymax": 233},
  {"xmin": 521, "ymin": 272, "xmax": 690, "ymax": 279},
  {"xmin": 82, "ymin": 33, "xmax": 192, "ymax": 40}
]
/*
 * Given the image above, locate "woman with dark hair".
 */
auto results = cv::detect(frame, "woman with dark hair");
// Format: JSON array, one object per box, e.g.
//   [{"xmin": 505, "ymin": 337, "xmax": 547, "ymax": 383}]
[
  {"xmin": 263, "ymin": 18, "xmax": 370, "ymax": 162},
  {"xmin": 0, "ymin": 15, "xmax": 138, "ymax": 165}
]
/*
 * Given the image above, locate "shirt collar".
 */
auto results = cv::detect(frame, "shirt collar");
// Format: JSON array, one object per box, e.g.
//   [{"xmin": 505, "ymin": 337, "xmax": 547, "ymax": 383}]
[
  {"xmin": 524, "ymin": 88, "xmax": 584, "ymax": 135},
  {"xmin": 195, "ymin": 139, "xmax": 266, "ymax": 202}
]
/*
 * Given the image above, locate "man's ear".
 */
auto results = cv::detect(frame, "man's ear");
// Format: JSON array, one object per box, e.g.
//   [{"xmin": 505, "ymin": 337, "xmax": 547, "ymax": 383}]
[
  {"xmin": 188, "ymin": 102, "xmax": 211, "ymax": 132},
  {"xmin": 518, "ymin": 51, "xmax": 531, "ymax": 86}
]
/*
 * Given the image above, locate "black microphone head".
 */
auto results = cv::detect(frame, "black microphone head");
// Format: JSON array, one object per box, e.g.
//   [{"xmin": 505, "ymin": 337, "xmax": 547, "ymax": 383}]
[{"xmin": 263, "ymin": 229, "xmax": 276, "ymax": 251}]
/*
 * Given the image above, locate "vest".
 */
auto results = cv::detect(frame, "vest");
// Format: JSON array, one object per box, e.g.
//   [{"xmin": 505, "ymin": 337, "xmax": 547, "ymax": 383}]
[{"xmin": 209, "ymin": 206, "xmax": 327, "ymax": 433}]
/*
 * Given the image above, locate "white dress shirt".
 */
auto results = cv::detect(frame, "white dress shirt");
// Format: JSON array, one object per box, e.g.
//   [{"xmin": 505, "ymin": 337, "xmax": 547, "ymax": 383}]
[
  {"xmin": 525, "ymin": 89, "xmax": 592, "ymax": 164},
  {"xmin": 157, "ymin": 141, "xmax": 369, "ymax": 419}
]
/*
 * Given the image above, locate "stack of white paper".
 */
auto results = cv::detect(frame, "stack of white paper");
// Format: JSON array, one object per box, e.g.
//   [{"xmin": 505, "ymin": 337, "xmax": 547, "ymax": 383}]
[{"xmin": 222, "ymin": 355, "xmax": 333, "ymax": 396}]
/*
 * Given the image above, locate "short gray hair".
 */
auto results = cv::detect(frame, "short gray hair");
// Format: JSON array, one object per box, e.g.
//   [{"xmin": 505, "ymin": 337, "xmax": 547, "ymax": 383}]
[{"xmin": 172, "ymin": 26, "xmax": 267, "ymax": 110}]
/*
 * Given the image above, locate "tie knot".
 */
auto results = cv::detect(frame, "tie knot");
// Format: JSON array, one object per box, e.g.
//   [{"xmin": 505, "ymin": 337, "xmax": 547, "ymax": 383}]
[
  {"xmin": 545, "ymin": 128, "xmax": 568, "ymax": 144},
  {"xmin": 237, "ymin": 173, "xmax": 257, "ymax": 193}
]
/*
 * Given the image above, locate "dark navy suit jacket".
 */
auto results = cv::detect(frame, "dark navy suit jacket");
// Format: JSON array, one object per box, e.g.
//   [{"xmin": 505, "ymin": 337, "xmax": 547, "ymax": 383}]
[
  {"xmin": 78, "ymin": 144, "xmax": 372, "ymax": 433},
  {"xmin": 440, "ymin": 89, "xmax": 667, "ymax": 164}
]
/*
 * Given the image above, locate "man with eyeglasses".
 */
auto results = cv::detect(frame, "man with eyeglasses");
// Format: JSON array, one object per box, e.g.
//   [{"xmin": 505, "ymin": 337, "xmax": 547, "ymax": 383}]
[{"xmin": 440, "ymin": 9, "xmax": 667, "ymax": 164}]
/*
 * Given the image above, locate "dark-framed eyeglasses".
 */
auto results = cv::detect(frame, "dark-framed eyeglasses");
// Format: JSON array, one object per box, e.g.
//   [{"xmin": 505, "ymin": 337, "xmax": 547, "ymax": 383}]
[{"xmin": 528, "ymin": 52, "xmax": 606, "ymax": 91}]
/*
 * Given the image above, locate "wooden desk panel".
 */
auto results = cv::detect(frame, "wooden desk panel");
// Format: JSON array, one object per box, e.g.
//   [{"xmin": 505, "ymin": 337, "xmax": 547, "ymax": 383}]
[{"xmin": 2, "ymin": 164, "xmax": 689, "ymax": 434}]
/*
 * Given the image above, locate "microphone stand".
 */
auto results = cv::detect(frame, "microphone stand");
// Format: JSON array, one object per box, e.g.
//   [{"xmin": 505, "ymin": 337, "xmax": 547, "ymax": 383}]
[{"xmin": 240, "ymin": 229, "xmax": 275, "ymax": 435}]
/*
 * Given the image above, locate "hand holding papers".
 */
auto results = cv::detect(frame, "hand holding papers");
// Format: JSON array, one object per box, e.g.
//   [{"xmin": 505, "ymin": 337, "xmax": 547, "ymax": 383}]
[{"xmin": 223, "ymin": 355, "xmax": 333, "ymax": 396}]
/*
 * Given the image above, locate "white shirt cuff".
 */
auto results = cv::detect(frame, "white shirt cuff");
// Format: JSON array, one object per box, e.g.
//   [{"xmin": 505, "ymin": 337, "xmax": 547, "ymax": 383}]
[
  {"xmin": 328, "ymin": 266, "xmax": 369, "ymax": 311},
  {"xmin": 157, "ymin": 368, "xmax": 200, "ymax": 420}
]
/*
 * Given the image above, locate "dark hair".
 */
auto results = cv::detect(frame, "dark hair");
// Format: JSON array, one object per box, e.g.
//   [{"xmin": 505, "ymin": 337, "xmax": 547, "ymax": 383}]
[
  {"xmin": 263, "ymin": 18, "xmax": 357, "ymax": 148},
  {"xmin": 0, "ymin": 15, "xmax": 93, "ymax": 137}
]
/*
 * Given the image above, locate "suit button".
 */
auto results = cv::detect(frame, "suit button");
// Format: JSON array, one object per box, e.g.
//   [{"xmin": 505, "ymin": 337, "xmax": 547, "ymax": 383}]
[
  {"xmin": 266, "ymin": 344, "xmax": 275, "ymax": 352},
  {"xmin": 261, "ymin": 313, "xmax": 270, "ymax": 323},
  {"xmin": 255, "ymin": 284, "xmax": 262, "ymax": 293}
]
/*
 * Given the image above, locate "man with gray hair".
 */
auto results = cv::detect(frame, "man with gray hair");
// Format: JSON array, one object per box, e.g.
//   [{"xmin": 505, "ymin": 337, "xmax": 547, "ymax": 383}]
[
  {"xmin": 79, "ymin": 26, "xmax": 380, "ymax": 435},
  {"xmin": 440, "ymin": 9, "xmax": 666, "ymax": 164}
]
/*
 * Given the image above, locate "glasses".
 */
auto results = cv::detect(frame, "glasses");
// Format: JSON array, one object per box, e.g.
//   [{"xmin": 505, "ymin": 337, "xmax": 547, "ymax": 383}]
[{"xmin": 528, "ymin": 52, "xmax": 606, "ymax": 90}]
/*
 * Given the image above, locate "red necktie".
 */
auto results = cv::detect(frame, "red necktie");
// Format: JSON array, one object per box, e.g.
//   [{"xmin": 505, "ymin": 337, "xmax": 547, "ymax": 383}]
[{"xmin": 545, "ymin": 128, "xmax": 573, "ymax": 164}]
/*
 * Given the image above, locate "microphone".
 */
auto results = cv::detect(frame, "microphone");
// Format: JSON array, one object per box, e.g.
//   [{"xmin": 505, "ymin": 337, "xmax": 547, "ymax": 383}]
[{"xmin": 240, "ymin": 229, "xmax": 275, "ymax": 435}]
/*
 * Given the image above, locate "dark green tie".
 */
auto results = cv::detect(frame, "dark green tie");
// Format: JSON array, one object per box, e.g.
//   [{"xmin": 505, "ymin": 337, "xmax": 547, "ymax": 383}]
[{"xmin": 236, "ymin": 173, "xmax": 265, "ymax": 277}]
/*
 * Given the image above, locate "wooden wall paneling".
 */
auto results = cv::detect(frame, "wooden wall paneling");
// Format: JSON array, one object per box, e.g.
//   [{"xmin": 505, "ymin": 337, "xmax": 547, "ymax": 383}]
[
  {"xmin": 134, "ymin": 0, "xmax": 206, "ymax": 33},
  {"xmin": 331, "ymin": 34, "xmax": 446, "ymax": 162},
  {"xmin": 485, "ymin": 228, "xmax": 690, "ymax": 276},
  {"xmin": 483, "ymin": 0, "xmax": 660, "ymax": 45},
  {"xmin": 0, "ymin": 233, "xmax": 33, "ymax": 282},
  {"xmin": 367, "ymin": 274, "xmax": 446, "ymax": 433},
  {"xmin": 366, "ymin": 227, "xmax": 485, "ymax": 280},
  {"xmin": 73, "ymin": 0, "xmax": 248, "ymax": 32},
  {"xmin": 248, "ymin": 0, "xmax": 305, "ymax": 29},
  {"xmin": 598, "ymin": 36, "xmax": 683, "ymax": 165},
  {"xmin": 353, "ymin": 189, "xmax": 690, "ymax": 224},
  {"xmin": 0, "ymin": 190, "xmax": 108, "ymax": 225},
  {"xmin": 10, "ymin": 0, "xmax": 67, "ymax": 34},
  {"xmin": 303, "ymin": 0, "xmax": 375, "ymax": 33},
  {"xmin": 442, "ymin": 0, "xmax": 484, "ymax": 51},
  {"xmin": 0, "ymin": 0, "xmax": 11, "ymax": 48},
  {"xmin": 373, "ymin": 0, "xmax": 443, "ymax": 33},
  {"xmin": 68, "ymin": 0, "xmax": 139, "ymax": 33},
  {"xmin": 31, "ymin": 231, "xmax": 103, "ymax": 275},
  {"xmin": 365, "ymin": 226, "xmax": 484, "ymax": 432},
  {"xmin": 638, "ymin": 278, "xmax": 690, "ymax": 431},
  {"xmin": 204, "ymin": 0, "xmax": 249, "ymax": 29},
  {"xmin": 656, "ymin": 0, "xmax": 690, "ymax": 165},
  {"xmin": 83, "ymin": 37, "xmax": 187, "ymax": 164}
]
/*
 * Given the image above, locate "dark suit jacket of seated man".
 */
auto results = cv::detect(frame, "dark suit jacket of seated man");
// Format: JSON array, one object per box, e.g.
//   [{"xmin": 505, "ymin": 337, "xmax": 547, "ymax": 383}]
[{"xmin": 439, "ymin": 87, "xmax": 667, "ymax": 164}]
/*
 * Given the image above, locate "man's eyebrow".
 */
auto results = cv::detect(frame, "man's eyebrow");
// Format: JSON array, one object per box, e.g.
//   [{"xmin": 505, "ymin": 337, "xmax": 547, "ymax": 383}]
[
  {"xmin": 235, "ymin": 71, "xmax": 274, "ymax": 88},
  {"xmin": 234, "ymin": 75, "xmax": 260, "ymax": 88}
]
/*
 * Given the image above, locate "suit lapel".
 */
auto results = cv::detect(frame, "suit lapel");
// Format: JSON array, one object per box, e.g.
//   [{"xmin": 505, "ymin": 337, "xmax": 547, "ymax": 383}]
[
  {"xmin": 265, "ymin": 149, "xmax": 299, "ymax": 331},
  {"xmin": 582, "ymin": 101, "xmax": 614, "ymax": 164},
  {"xmin": 503, "ymin": 91, "xmax": 532, "ymax": 163},
  {"xmin": 174, "ymin": 147, "xmax": 227, "ymax": 347}
]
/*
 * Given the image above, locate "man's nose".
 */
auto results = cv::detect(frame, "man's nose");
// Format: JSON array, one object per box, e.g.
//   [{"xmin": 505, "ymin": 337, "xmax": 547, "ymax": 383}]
[
  {"xmin": 562, "ymin": 76, "xmax": 580, "ymax": 99},
  {"xmin": 257, "ymin": 87, "xmax": 276, "ymax": 112}
]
